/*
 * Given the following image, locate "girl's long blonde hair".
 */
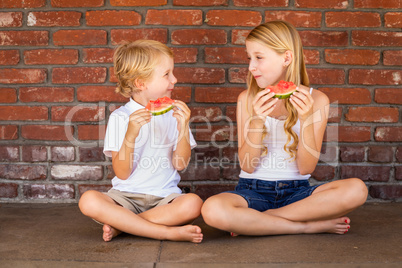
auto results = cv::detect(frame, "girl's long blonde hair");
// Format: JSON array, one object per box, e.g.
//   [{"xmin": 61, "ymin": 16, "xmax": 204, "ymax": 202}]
[{"xmin": 246, "ymin": 20, "xmax": 310, "ymax": 160}]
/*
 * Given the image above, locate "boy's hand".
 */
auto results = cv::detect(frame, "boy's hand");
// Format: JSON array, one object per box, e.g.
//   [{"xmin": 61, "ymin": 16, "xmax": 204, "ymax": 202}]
[
  {"xmin": 172, "ymin": 100, "xmax": 191, "ymax": 133},
  {"xmin": 126, "ymin": 108, "xmax": 151, "ymax": 142}
]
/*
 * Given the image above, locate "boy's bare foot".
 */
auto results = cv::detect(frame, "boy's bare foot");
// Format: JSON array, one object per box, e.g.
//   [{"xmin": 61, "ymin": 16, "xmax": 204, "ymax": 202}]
[
  {"xmin": 103, "ymin": 224, "xmax": 122, "ymax": 242},
  {"xmin": 166, "ymin": 225, "xmax": 203, "ymax": 243},
  {"xmin": 305, "ymin": 217, "xmax": 351, "ymax": 235}
]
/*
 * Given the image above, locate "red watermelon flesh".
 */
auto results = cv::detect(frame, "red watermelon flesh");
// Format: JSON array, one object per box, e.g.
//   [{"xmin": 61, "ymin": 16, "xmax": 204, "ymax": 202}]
[
  {"xmin": 266, "ymin": 80, "xmax": 297, "ymax": 99},
  {"xmin": 145, "ymin": 96, "xmax": 175, "ymax": 116}
]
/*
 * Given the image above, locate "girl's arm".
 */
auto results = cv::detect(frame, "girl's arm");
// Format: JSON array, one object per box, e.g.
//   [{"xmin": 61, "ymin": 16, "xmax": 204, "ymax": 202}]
[
  {"xmin": 111, "ymin": 109, "xmax": 151, "ymax": 180},
  {"xmin": 172, "ymin": 100, "xmax": 192, "ymax": 171},
  {"xmin": 290, "ymin": 88, "xmax": 329, "ymax": 175},
  {"xmin": 237, "ymin": 89, "xmax": 278, "ymax": 173}
]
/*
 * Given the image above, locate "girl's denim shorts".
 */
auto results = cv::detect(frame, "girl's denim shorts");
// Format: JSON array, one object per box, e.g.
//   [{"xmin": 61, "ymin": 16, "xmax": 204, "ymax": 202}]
[{"xmin": 226, "ymin": 178, "xmax": 321, "ymax": 212}]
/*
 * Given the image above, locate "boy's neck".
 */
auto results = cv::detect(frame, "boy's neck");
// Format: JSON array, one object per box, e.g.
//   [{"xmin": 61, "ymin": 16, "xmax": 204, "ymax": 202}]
[{"xmin": 131, "ymin": 94, "xmax": 148, "ymax": 107}]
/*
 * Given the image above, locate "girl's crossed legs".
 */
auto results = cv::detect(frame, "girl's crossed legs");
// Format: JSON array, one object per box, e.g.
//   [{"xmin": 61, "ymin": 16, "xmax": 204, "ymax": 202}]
[{"xmin": 201, "ymin": 178, "xmax": 368, "ymax": 236}]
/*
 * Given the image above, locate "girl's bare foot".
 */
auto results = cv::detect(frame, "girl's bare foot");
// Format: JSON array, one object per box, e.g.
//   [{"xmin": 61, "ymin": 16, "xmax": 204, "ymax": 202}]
[
  {"xmin": 166, "ymin": 225, "xmax": 203, "ymax": 243},
  {"xmin": 102, "ymin": 224, "xmax": 122, "ymax": 242},
  {"xmin": 305, "ymin": 217, "xmax": 351, "ymax": 235}
]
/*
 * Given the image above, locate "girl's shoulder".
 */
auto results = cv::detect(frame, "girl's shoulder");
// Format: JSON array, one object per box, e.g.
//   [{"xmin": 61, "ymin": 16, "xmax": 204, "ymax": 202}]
[{"xmin": 298, "ymin": 85, "xmax": 329, "ymax": 107}]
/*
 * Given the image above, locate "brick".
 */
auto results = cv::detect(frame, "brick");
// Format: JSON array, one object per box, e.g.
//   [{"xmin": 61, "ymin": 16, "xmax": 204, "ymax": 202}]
[
  {"xmin": 340, "ymin": 146, "xmax": 365, "ymax": 162},
  {"xmin": 341, "ymin": 165, "xmax": 390, "ymax": 182},
  {"xmin": 396, "ymin": 147, "xmax": 402, "ymax": 162},
  {"xmin": 173, "ymin": 0, "xmax": 228, "ymax": 6},
  {"xmin": 397, "ymin": 167, "xmax": 402, "ymax": 181},
  {"xmin": 0, "ymin": 12, "xmax": 23, "ymax": 27},
  {"xmin": 21, "ymin": 125, "xmax": 74, "ymax": 141},
  {"xmin": 171, "ymin": 48, "xmax": 198, "ymax": 64},
  {"xmin": 325, "ymin": 126, "xmax": 371, "ymax": 142},
  {"xmin": 385, "ymin": 13, "xmax": 402, "ymax": 28},
  {"xmin": 195, "ymin": 87, "xmax": 244, "ymax": 103},
  {"xmin": 27, "ymin": 11, "xmax": 81, "ymax": 27},
  {"xmin": 226, "ymin": 106, "xmax": 237, "ymax": 122},
  {"xmin": 51, "ymin": 106, "xmax": 105, "ymax": 122},
  {"xmin": 0, "ymin": 146, "xmax": 19, "ymax": 161},
  {"xmin": 311, "ymin": 165, "xmax": 335, "ymax": 181},
  {"xmin": 299, "ymin": 31, "xmax": 348, "ymax": 47},
  {"xmin": 232, "ymin": 29, "xmax": 250, "ymax": 45},
  {"xmin": 326, "ymin": 12, "xmax": 381, "ymax": 28},
  {"xmin": 222, "ymin": 146, "xmax": 238, "ymax": 162},
  {"xmin": 78, "ymin": 125, "xmax": 106, "ymax": 141},
  {"xmin": 0, "ymin": 69, "xmax": 46, "ymax": 84},
  {"xmin": 295, "ymin": 0, "xmax": 348, "ymax": 8},
  {"xmin": 0, "ymin": 88, "xmax": 17, "ymax": 103},
  {"xmin": 24, "ymin": 49, "xmax": 78, "ymax": 65},
  {"xmin": 82, "ymin": 48, "xmax": 114, "ymax": 63},
  {"xmin": 190, "ymin": 107, "xmax": 222, "ymax": 123},
  {"xmin": 375, "ymin": 88, "xmax": 402, "ymax": 104},
  {"xmin": 196, "ymin": 125, "xmax": 237, "ymax": 142},
  {"xmin": 304, "ymin": 49, "xmax": 320, "ymax": 65},
  {"xmin": 307, "ymin": 68, "xmax": 345, "ymax": 85},
  {"xmin": 375, "ymin": 127, "xmax": 402, "ymax": 142},
  {"xmin": 19, "ymin": 87, "xmax": 74, "ymax": 103},
  {"xmin": 0, "ymin": 31, "xmax": 48, "ymax": 46},
  {"xmin": 109, "ymin": 67, "xmax": 118, "ymax": 83},
  {"xmin": 79, "ymin": 184, "xmax": 112, "ymax": 196},
  {"xmin": 349, "ymin": 69, "xmax": 402, "ymax": 85},
  {"xmin": 0, "ymin": 50, "xmax": 19, "ymax": 65},
  {"xmin": 179, "ymin": 163, "xmax": 220, "ymax": 181},
  {"xmin": 229, "ymin": 67, "xmax": 248, "ymax": 83},
  {"xmin": 77, "ymin": 86, "xmax": 127, "ymax": 102},
  {"xmin": 265, "ymin": 11, "xmax": 321, "ymax": 27},
  {"xmin": 369, "ymin": 185, "xmax": 402, "ymax": 200},
  {"xmin": 52, "ymin": 67, "xmax": 106, "ymax": 84},
  {"xmin": 318, "ymin": 87, "xmax": 371, "ymax": 104},
  {"xmin": 345, "ymin": 107, "xmax": 399, "ymax": 123},
  {"xmin": 146, "ymin": 10, "xmax": 202, "ymax": 25},
  {"xmin": 0, "ymin": 106, "xmax": 47, "ymax": 121},
  {"xmin": 206, "ymin": 10, "xmax": 261, "ymax": 26},
  {"xmin": 171, "ymin": 87, "xmax": 191, "ymax": 103},
  {"xmin": 0, "ymin": 183, "xmax": 18, "ymax": 198},
  {"xmin": 51, "ymin": 146, "xmax": 75, "ymax": 162},
  {"xmin": 325, "ymin": 49, "xmax": 380, "ymax": 65},
  {"xmin": 194, "ymin": 183, "xmax": 235, "ymax": 200},
  {"xmin": 328, "ymin": 107, "xmax": 342, "ymax": 123},
  {"xmin": 86, "ymin": 10, "xmax": 141, "ymax": 26},
  {"xmin": 0, "ymin": 164, "xmax": 47, "ymax": 180},
  {"xmin": 0, "ymin": 125, "xmax": 18, "ymax": 140},
  {"xmin": 111, "ymin": 29, "xmax": 167, "ymax": 45},
  {"xmin": 222, "ymin": 164, "xmax": 241, "ymax": 180},
  {"xmin": 193, "ymin": 146, "xmax": 220, "ymax": 163},
  {"xmin": 54, "ymin": 30, "xmax": 106, "ymax": 46},
  {"xmin": 22, "ymin": 145, "xmax": 47, "ymax": 162},
  {"xmin": 51, "ymin": 165, "xmax": 103, "ymax": 180},
  {"xmin": 79, "ymin": 147, "xmax": 105, "ymax": 162},
  {"xmin": 352, "ymin": 31, "xmax": 402, "ymax": 47},
  {"xmin": 383, "ymin": 50, "xmax": 402, "ymax": 66},
  {"xmin": 319, "ymin": 145, "xmax": 337, "ymax": 163},
  {"xmin": 23, "ymin": 184, "xmax": 75, "ymax": 199},
  {"xmin": 368, "ymin": 146, "xmax": 393, "ymax": 163},
  {"xmin": 235, "ymin": 0, "xmax": 287, "ymax": 7},
  {"xmin": 51, "ymin": 0, "xmax": 104, "ymax": 7},
  {"xmin": 354, "ymin": 0, "xmax": 401, "ymax": 9},
  {"xmin": 205, "ymin": 47, "xmax": 248, "ymax": 64},
  {"xmin": 0, "ymin": 0, "xmax": 45, "ymax": 8},
  {"xmin": 174, "ymin": 67, "xmax": 225, "ymax": 84},
  {"xmin": 111, "ymin": 0, "xmax": 166, "ymax": 6},
  {"xmin": 172, "ymin": 29, "xmax": 226, "ymax": 45}
]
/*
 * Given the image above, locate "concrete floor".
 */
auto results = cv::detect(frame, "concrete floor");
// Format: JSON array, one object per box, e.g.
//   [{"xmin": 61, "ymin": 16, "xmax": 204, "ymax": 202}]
[{"xmin": 0, "ymin": 203, "xmax": 401, "ymax": 267}]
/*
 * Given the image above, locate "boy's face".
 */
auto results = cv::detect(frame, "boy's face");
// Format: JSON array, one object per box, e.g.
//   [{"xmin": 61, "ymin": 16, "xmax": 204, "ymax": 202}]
[{"xmin": 143, "ymin": 54, "xmax": 177, "ymax": 101}]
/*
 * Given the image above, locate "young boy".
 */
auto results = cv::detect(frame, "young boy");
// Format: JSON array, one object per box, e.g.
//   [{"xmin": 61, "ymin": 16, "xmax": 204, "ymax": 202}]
[{"xmin": 79, "ymin": 40, "xmax": 203, "ymax": 243}]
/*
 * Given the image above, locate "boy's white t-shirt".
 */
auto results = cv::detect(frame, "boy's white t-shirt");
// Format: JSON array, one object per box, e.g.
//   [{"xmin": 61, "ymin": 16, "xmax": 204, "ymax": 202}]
[{"xmin": 103, "ymin": 98, "xmax": 197, "ymax": 197}]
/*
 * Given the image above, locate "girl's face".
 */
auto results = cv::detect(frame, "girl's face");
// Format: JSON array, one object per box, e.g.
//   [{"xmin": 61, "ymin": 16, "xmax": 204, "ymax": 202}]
[
  {"xmin": 246, "ymin": 40, "xmax": 287, "ymax": 88},
  {"xmin": 143, "ymin": 54, "xmax": 177, "ymax": 101}
]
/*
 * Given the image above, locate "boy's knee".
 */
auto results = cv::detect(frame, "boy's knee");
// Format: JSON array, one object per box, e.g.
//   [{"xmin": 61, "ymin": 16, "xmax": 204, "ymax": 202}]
[
  {"xmin": 79, "ymin": 190, "xmax": 100, "ymax": 216},
  {"xmin": 180, "ymin": 193, "xmax": 203, "ymax": 218}
]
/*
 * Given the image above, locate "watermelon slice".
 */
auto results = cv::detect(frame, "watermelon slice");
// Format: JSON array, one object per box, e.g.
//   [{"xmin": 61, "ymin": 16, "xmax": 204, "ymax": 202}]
[
  {"xmin": 266, "ymin": 80, "xmax": 297, "ymax": 99},
  {"xmin": 145, "ymin": 96, "xmax": 175, "ymax": 116}
]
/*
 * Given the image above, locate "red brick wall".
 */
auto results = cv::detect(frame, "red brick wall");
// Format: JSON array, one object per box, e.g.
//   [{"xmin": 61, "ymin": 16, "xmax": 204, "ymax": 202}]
[{"xmin": 0, "ymin": 0, "xmax": 401, "ymax": 202}]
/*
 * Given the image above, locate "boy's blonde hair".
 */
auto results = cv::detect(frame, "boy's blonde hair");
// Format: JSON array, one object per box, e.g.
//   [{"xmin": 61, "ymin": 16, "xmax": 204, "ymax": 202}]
[
  {"xmin": 246, "ymin": 20, "xmax": 310, "ymax": 160},
  {"xmin": 113, "ymin": 40, "xmax": 174, "ymax": 98}
]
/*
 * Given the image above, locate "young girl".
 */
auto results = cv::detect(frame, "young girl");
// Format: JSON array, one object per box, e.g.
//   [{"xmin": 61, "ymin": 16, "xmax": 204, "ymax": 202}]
[
  {"xmin": 79, "ymin": 40, "xmax": 203, "ymax": 243},
  {"xmin": 201, "ymin": 21, "xmax": 368, "ymax": 236}
]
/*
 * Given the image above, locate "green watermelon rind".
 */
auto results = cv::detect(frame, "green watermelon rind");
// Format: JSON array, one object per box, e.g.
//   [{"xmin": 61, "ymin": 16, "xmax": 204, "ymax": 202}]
[
  {"xmin": 149, "ymin": 104, "xmax": 174, "ymax": 116},
  {"xmin": 273, "ymin": 90, "xmax": 296, "ymax": 99}
]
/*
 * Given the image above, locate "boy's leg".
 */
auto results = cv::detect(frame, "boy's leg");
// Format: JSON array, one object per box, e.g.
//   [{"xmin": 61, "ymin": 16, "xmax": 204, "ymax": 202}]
[
  {"xmin": 79, "ymin": 190, "xmax": 203, "ymax": 243},
  {"xmin": 138, "ymin": 193, "xmax": 203, "ymax": 226}
]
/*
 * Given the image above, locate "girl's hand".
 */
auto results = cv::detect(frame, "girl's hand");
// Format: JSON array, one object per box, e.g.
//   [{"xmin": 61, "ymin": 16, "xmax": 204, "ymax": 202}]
[
  {"xmin": 172, "ymin": 100, "xmax": 191, "ymax": 133},
  {"xmin": 290, "ymin": 87, "xmax": 314, "ymax": 122},
  {"xmin": 126, "ymin": 108, "xmax": 151, "ymax": 142},
  {"xmin": 252, "ymin": 88, "xmax": 279, "ymax": 125}
]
